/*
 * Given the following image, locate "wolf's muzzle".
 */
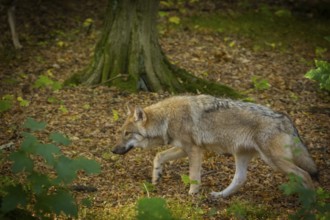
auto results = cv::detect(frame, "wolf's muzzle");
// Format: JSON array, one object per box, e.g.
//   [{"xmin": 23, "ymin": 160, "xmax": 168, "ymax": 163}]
[{"xmin": 111, "ymin": 145, "xmax": 134, "ymax": 155}]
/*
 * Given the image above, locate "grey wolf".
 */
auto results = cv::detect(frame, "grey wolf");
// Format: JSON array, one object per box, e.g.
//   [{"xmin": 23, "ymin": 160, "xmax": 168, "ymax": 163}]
[{"xmin": 112, "ymin": 95, "xmax": 318, "ymax": 198}]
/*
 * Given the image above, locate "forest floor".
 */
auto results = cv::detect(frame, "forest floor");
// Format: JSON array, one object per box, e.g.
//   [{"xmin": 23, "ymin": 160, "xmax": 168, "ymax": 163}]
[{"xmin": 0, "ymin": 0, "xmax": 329, "ymax": 219}]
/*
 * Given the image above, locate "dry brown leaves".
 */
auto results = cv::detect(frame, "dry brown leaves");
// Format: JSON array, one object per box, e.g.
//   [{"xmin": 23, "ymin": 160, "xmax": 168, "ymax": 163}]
[{"xmin": 0, "ymin": 1, "xmax": 329, "ymax": 219}]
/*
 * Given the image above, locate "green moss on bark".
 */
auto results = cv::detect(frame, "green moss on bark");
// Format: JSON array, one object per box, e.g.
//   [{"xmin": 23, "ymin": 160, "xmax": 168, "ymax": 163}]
[{"xmin": 66, "ymin": 0, "xmax": 242, "ymax": 99}]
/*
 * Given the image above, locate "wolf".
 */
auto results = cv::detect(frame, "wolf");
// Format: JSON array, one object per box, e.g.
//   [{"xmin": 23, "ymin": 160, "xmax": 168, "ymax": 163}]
[{"xmin": 112, "ymin": 95, "xmax": 318, "ymax": 198}]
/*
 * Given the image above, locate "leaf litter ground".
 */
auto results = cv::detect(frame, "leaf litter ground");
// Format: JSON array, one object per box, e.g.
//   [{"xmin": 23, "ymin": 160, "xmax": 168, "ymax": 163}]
[{"xmin": 0, "ymin": 1, "xmax": 329, "ymax": 219}]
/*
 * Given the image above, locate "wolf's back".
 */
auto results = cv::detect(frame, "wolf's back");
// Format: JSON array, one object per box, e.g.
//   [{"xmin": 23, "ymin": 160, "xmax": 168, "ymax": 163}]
[{"xmin": 192, "ymin": 95, "xmax": 319, "ymax": 180}]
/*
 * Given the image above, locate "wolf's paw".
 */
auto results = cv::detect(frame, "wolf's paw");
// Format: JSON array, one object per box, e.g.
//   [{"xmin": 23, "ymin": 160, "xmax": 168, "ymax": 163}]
[
  {"xmin": 188, "ymin": 190, "xmax": 199, "ymax": 195},
  {"xmin": 188, "ymin": 186, "xmax": 200, "ymax": 195},
  {"xmin": 151, "ymin": 179, "xmax": 159, "ymax": 185},
  {"xmin": 210, "ymin": 191, "xmax": 224, "ymax": 198},
  {"xmin": 152, "ymin": 166, "xmax": 163, "ymax": 185},
  {"xmin": 152, "ymin": 174, "xmax": 162, "ymax": 185}
]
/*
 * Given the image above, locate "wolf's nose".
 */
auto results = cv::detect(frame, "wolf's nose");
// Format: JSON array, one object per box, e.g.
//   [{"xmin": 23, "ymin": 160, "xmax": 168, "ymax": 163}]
[{"xmin": 111, "ymin": 147, "xmax": 119, "ymax": 154}]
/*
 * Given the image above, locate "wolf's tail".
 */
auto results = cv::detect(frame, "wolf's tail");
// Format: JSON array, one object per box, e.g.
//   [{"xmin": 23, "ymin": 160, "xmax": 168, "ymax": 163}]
[{"xmin": 288, "ymin": 119, "xmax": 319, "ymax": 181}]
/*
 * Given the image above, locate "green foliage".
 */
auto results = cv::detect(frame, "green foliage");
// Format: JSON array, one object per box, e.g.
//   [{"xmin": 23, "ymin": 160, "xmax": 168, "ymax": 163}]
[
  {"xmin": 187, "ymin": 5, "xmax": 330, "ymax": 52},
  {"xmin": 0, "ymin": 118, "xmax": 101, "ymax": 219},
  {"xmin": 49, "ymin": 132, "xmax": 71, "ymax": 146},
  {"xmin": 159, "ymin": 0, "xmax": 198, "ymax": 29},
  {"xmin": 169, "ymin": 16, "xmax": 181, "ymax": 25},
  {"xmin": 59, "ymin": 105, "xmax": 68, "ymax": 114},
  {"xmin": 23, "ymin": 117, "xmax": 47, "ymax": 131},
  {"xmin": 315, "ymin": 47, "xmax": 327, "ymax": 58},
  {"xmin": 280, "ymin": 174, "xmax": 330, "ymax": 220},
  {"xmin": 274, "ymin": 9, "xmax": 292, "ymax": 18},
  {"xmin": 142, "ymin": 181, "xmax": 156, "ymax": 195},
  {"xmin": 17, "ymin": 97, "xmax": 30, "ymax": 107},
  {"xmin": 181, "ymin": 174, "xmax": 198, "ymax": 186},
  {"xmin": 136, "ymin": 197, "xmax": 175, "ymax": 220},
  {"xmin": 34, "ymin": 74, "xmax": 62, "ymax": 91},
  {"xmin": 226, "ymin": 200, "xmax": 272, "ymax": 220},
  {"xmin": 83, "ymin": 18, "xmax": 94, "ymax": 28},
  {"xmin": 305, "ymin": 60, "xmax": 330, "ymax": 91},
  {"xmin": 251, "ymin": 76, "xmax": 271, "ymax": 90},
  {"xmin": 0, "ymin": 95, "xmax": 32, "ymax": 113},
  {"xmin": 0, "ymin": 95, "xmax": 14, "ymax": 113},
  {"xmin": 112, "ymin": 109, "xmax": 119, "ymax": 121}
]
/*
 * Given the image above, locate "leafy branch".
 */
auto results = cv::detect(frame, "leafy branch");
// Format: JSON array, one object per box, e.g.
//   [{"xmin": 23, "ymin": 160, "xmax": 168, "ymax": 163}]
[
  {"xmin": 305, "ymin": 60, "xmax": 330, "ymax": 92},
  {"xmin": 0, "ymin": 118, "xmax": 101, "ymax": 219},
  {"xmin": 280, "ymin": 174, "xmax": 330, "ymax": 219}
]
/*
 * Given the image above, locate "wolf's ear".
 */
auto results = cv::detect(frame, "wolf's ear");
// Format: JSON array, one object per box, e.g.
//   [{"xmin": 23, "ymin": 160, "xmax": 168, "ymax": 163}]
[
  {"xmin": 134, "ymin": 106, "xmax": 147, "ymax": 122},
  {"xmin": 126, "ymin": 103, "xmax": 134, "ymax": 116}
]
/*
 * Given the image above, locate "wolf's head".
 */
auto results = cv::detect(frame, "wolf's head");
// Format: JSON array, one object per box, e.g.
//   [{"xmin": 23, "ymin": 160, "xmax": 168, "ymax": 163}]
[{"xmin": 112, "ymin": 105, "xmax": 163, "ymax": 155}]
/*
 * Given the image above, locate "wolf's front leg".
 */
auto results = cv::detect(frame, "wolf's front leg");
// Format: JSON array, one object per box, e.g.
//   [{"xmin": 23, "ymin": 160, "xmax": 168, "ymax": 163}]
[
  {"xmin": 152, "ymin": 147, "xmax": 187, "ymax": 184},
  {"xmin": 188, "ymin": 146, "xmax": 203, "ymax": 195}
]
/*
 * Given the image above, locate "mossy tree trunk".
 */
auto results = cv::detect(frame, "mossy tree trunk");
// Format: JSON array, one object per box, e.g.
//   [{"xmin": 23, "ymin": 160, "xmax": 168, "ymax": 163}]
[{"xmin": 71, "ymin": 0, "xmax": 241, "ymax": 98}]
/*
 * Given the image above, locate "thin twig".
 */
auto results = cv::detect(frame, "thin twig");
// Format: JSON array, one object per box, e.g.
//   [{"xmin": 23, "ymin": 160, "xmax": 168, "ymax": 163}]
[{"xmin": 143, "ymin": 183, "xmax": 150, "ymax": 198}]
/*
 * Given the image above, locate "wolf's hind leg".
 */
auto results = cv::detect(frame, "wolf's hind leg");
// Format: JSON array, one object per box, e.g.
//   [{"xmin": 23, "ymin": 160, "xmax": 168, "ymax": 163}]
[
  {"xmin": 211, "ymin": 152, "xmax": 254, "ymax": 198},
  {"xmin": 152, "ymin": 147, "xmax": 187, "ymax": 184}
]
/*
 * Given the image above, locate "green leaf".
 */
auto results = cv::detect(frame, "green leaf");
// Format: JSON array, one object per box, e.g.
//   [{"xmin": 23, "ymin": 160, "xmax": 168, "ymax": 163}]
[
  {"xmin": 1, "ymin": 184, "xmax": 28, "ymax": 213},
  {"xmin": 34, "ymin": 75, "xmax": 53, "ymax": 88},
  {"xmin": 83, "ymin": 18, "xmax": 93, "ymax": 27},
  {"xmin": 17, "ymin": 96, "xmax": 30, "ymax": 107},
  {"xmin": 21, "ymin": 132, "xmax": 38, "ymax": 153},
  {"xmin": 305, "ymin": 60, "xmax": 330, "ymax": 91},
  {"xmin": 81, "ymin": 198, "xmax": 92, "ymax": 208},
  {"xmin": 59, "ymin": 105, "xmax": 68, "ymax": 114},
  {"xmin": 229, "ymin": 41, "xmax": 236, "ymax": 47},
  {"xmin": 47, "ymin": 96, "xmax": 58, "ymax": 103},
  {"xmin": 297, "ymin": 187, "xmax": 316, "ymax": 207},
  {"xmin": 23, "ymin": 118, "xmax": 47, "ymax": 131},
  {"xmin": 73, "ymin": 156, "xmax": 101, "ymax": 175},
  {"xmin": 35, "ymin": 143, "xmax": 61, "ymax": 165},
  {"xmin": 0, "ymin": 100, "xmax": 12, "ymax": 113},
  {"xmin": 181, "ymin": 174, "xmax": 199, "ymax": 186},
  {"xmin": 315, "ymin": 47, "xmax": 327, "ymax": 58},
  {"xmin": 112, "ymin": 109, "xmax": 119, "ymax": 121},
  {"xmin": 158, "ymin": 11, "xmax": 168, "ymax": 17},
  {"xmin": 50, "ymin": 132, "xmax": 71, "ymax": 146},
  {"xmin": 252, "ymin": 76, "xmax": 271, "ymax": 90},
  {"xmin": 169, "ymin": 16, "xmax": 180, "ymax": 24},
  {"xmin": 51, "ymin": 81, "xmax": 62, "ymax": 91},
  {"xmin": 9, "ymin": 150, "xmax": 34, "ymax": 173},
  {"xmin": 35, "ymin": 190, "xmax": 78, "ymax": 217},
  {"xmin": 28, "ymin": 172, "xmax": 51, "ymax": 195},
  {"xmin": 137, "ymin": 197, "xmax": 174, "ymax": 220},
  {"xmin": 181, "ymin": 174, "xmax": 191, "ymax": 186},
  {"xmin": 3, "ymin": 94, "xmax": 15, "ymax": 100},
  {"xmin": 55, "ymin": 156, "xmax": 77, "ymax": 183},
  {"xmin": 83, "ymin": 104, "xmax": 91, "ymax": 110},
  {"xmin": 51, "ymin": 191, "xmax": 78, "ymax": 217}
]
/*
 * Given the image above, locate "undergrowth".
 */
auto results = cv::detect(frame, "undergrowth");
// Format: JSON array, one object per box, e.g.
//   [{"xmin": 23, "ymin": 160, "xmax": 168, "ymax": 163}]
[
  {"xmin": 0, "ymin": 118, "xmax": 101, "ymax": 219},
  {"xmin": 186, "ymin": 5, "xmax": 330, "ymax": 52}
]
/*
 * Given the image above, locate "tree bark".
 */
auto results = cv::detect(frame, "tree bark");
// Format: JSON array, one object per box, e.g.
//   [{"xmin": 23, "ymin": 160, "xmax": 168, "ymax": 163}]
[{"xmin": 69, "ymin": 0, "xmax": 241, "ymax": 98}]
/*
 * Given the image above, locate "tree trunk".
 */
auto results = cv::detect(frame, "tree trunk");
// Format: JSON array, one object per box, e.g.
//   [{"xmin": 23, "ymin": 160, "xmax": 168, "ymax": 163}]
[{"xmin": 69, "ymin": 0, "xmax": 241, "ymax": 98}]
